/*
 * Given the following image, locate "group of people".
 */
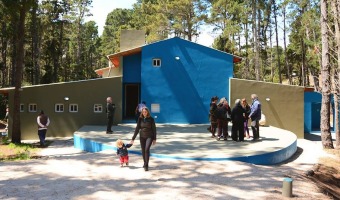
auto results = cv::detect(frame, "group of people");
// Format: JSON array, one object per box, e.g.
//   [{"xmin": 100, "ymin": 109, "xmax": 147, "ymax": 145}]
[
  {"xmin": 36, "ymin": 94, "xmax": 260, "ymax": 171},
  {"xmin": 208, "ymin": 94, "xmax": 261, "ymax": 142}
]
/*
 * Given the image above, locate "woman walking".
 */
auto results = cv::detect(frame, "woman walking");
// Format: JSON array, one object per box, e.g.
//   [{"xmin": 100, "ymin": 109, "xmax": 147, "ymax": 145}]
[{"xmin": 130, "ymin": 107, "xmax": 157, "ymax": 171}]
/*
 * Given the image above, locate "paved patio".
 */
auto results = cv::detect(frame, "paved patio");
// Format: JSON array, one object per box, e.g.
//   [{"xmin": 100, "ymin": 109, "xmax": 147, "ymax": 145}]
[{"xmin": 74, "ymin": 124, "xmax": 297, "ymax": 165}]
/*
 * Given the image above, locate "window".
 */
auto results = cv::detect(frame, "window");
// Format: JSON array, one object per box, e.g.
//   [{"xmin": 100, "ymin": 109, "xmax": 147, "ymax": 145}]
[
  {"xmin": 28, "ymin": 104, "xmax": 37, "ymax": 112},
  {"xmin": 69, "ymin": 104, "xmax": 78, "ymax": 113},
  {"xmin": 94, "ymin": 104, "xmax": 103, "ymax": 113},
  {"xmin": 151, "ymin": 104, "xmax": 160, "ymax": 113},
  {"xmin": 20, "ymin": 104, "xmax": 24, "ymax": 112},
  {"xmin": 55, "ymin": 104, "xmax": 64, "ymax": 112},
  {"xmin": 152, "ymin": 58, "xmax": 161, "ymax": 67}
]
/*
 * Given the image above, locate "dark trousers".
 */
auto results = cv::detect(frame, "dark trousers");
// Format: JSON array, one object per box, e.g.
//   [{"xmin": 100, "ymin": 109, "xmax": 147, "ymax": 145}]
[
  {"xmin": 135, "ymin": 112, "xmax": 140, "ymax": 122},
  {"xmin": 140, "ymin": 137, "xmax": 153, "ymax": 167},
  {"xmin": 38, "ymin": 129, "xmax": 47, "ymax": 145},
  {"xmin": 210, "ymin": 122, "xmax": 217, "ymax": 136},
  {"xmin": 251, "ymin": 120, "xmax": 260, "ymax": 139},
  {"xmin": 232, "ymin": 122, "xmax": 244, "ymax": 141},
  {"xmin": 217, "ymin": 119, "xmax": 229, "ymax": 138},
  {"xmin": 107, "ymin": 116, "xmax": 113, "ymax": 132},
  {"xmin": 244, "ymin": 119, "xmax": 249, "ymax": 135}
]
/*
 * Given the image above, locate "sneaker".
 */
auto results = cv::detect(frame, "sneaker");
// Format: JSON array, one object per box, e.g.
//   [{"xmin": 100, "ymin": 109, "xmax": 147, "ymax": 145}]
[
  {"xmin": 223, "ymin": 138, "xmax": 228, "ymax": 141},
  {"xmin": 126, "ymin": 162, "xmax": 129, "ymax": 166},
  {"xmin": 120, "ymin": 163, "xmax": 124, "ymax": 167},
  {"xmin": 216, "ymin": 136, "xmax": 220, "ymax": 141}
]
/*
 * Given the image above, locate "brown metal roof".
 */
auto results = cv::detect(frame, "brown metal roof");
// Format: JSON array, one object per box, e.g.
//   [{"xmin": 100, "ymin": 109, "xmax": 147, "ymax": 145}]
[{"xmin": 107, "ymin": 47, "xmax": 142, "ymax": 68}]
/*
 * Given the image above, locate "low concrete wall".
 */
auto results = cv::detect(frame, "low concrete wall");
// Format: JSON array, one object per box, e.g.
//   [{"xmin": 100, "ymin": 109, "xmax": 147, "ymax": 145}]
[{"xmin": 230, "ymin": 78, "xmax": 304, "ymax": 138}]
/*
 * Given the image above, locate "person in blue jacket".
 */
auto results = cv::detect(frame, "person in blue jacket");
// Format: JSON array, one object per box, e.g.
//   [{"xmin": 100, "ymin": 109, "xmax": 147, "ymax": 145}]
[{"xmin": 248, "ymin": 94, "xmax": 262, "ymax": 141}]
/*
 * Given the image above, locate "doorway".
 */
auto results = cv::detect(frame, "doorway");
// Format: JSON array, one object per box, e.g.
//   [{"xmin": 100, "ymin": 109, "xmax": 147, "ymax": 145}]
[{"xmin": 124, "ymin": 84, "xmax": 140, "ymax": 120}]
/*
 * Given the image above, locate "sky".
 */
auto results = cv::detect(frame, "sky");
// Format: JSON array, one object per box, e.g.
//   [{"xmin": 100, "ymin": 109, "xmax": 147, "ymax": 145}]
[{"xmin": 86, "ymin": 0, "xmax": 214, "ymax": 47}]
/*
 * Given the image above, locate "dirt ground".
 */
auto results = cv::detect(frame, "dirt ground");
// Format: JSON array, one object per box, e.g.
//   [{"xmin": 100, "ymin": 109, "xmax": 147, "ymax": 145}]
[{"xmin": 0, "ymin": 137, "xmax": 339, "ymax": 200}]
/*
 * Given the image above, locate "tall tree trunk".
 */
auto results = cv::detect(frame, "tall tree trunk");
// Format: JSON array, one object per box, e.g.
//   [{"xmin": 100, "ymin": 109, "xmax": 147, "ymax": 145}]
[
  {"xmin": 252, "ymin": 0, "xmax": 260, "ymax": 81},
  {"xmin": 320, "ymin": 0, "xmax": 334, "ymax": 149},
  {"xmin": 244, "ymin": 23, "xmax": 250, "ymax": 79},
  {"xmin": 1, "ymin": 22, "xmax": 8, "ymax": 87},
  {"xmin": 332, "ymin": 0, "xmax": 340, "ymax": 148},
  {"xmin": 273, "ymin": 0, "xmax": 282, "ymax": 83},
  {"xmin": 282, "ymin": 4, "xmax": 291, "ymax": 85},
  {"xmin": 31, "ymin": 0, "xmax": 40, "ymax": 85},
  {"xmin": 12, "ymin": 2, "xmax": 30, "ymax": 143},
  {"xmin": 269, "ymin": 26, "xmax": 274, "ymax": 82},
  {"xmin": 301, "ymin": 39, "xmax": 306, "ymax": 86}
]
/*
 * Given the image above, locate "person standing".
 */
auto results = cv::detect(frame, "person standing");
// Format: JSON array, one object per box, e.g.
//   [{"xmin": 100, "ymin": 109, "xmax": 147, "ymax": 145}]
[
  {"xmin": 231, "ymin": 99, "xmax": 245, "ymax": 142},
  {"xmin": 106, "ymin": 97, "xmax": 115, "ymax": 134},
  {"xmin": 249, "ymin": 94, "xmax": 262, "ymax": 141},
  {"xmin": 130, "ymin": 107, "xmax": 157, "ymax": 171},
  {"xmin": 241, "ymin": 98, "xmax": 251, "ymax": 139},
  {"xmin": 116, "ymin": 139, "xmax": 133, "ymax": 167},
  {"xmin": 37, "ymin": 110, "xmax": 50, "ymax": 146},
  {"xmin": 209, "ymin": 96, "xmax": 218, "ymax": 138},
  {"xmin": 4, "ymin": 106, "xmax": 9, "ymax": 131},
  {"xmin": 216, "ymin": 97, "xmax": 231, "ymax": 141},
  {"xmin": 135, "ymin": 101, "xmax": 146, "ymax": 122}
]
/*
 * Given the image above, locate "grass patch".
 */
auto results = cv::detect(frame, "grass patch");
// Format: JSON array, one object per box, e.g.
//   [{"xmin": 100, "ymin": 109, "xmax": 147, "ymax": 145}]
[
  {"xmin": 320, "ymin": 149, "xmax": 340, "ymax": 170},
  {"xmin": 0, "ymin": 141, "xmax": 40, "ymax": 161}
]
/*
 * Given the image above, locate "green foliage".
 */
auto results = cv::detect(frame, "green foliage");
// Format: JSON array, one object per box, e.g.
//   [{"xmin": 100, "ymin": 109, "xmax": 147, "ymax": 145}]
[
  {"xmin": 99, "ymin": 8, "xmax": 134, "ymax": 66},
  {"xmin": 0, "ymin": 0, "xmax": 329, "ymax": 87},
  {"xmin": 0, "ymin": 142, "xmax": 37, "ymax": 161}
]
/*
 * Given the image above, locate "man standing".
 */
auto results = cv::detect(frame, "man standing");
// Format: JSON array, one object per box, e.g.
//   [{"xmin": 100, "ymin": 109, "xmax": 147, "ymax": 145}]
[
  {"xmin": 106, "ymin": 97, "xmax": 115, "ymax": 134},
  {"xmin": 248, "ymin": 94, "xmax": 261, "ymax": 141},
  {"xmin": 37, "ymin": 110, "xmax": 50, "ymax": 146}
]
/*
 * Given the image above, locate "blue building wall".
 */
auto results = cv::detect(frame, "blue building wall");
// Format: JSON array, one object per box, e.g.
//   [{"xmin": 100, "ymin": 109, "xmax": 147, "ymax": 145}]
[
  {"xmin": 304, "ymin": 92, "xmax": 321, "ymax": 133},
  {"xmin": 123, "ymin": 53, "xmax": 141, "ymax": 83},
  {"xmin": 304, "ymin": 91, "xmax": 335, "ymax": 133},
  {"xmin": 139, "ymin": 37, "xmax": 234, "ymax": 123}
]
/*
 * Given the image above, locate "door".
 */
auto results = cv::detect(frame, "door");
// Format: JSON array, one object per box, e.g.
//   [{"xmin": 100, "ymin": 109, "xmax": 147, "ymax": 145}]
[
  {"xmin": 124, "ymin": 84, "xmax": 140, "ymax": 120},
  {"xmin": 311, "ymin": 103, "xmax": 321, "ymax": 131}
]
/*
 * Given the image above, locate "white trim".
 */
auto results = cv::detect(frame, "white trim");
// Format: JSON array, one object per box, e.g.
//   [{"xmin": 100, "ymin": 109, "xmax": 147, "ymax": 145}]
[
  {"xmin": 94, "ymin": 104, "xmax": 103, "ymax": 113},
  {"xmin": 20, "ymin": 104, "xmax": 24, "ymax": 112},
  {"xmin": 55, "ymin": 103, "xmax": 64, "ymax": 112},
  {"xmin": 28, "ymin": 104, "xmax": 37, "ymax": 112},
  {"xmin": 69, "ymin": 104, "xmax": 79, "ymax": 113},
  {"xmin": 152, "ymin": 58, "xmax": 161, "ymax": 67}
]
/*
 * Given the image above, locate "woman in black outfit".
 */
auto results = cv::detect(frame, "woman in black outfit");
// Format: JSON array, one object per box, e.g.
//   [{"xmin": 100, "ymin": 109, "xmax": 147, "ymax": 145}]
[
  {"xmin": 130, "ymin": 107, "xmax": 157, "ymax": 171},
  {"xmin": 231, "ymin": 99, "xmax": 246, "ymax": 142},
  {"xmin": 209, "ymin": 96, "xmax": 219, "ymax": 138}
]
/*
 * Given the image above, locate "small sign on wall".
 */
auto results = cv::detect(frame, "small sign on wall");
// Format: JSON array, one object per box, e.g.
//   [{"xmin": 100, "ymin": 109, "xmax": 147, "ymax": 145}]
[{"xmin": 151, "ymin": 104, "xmax": 160, "ymax": 113}]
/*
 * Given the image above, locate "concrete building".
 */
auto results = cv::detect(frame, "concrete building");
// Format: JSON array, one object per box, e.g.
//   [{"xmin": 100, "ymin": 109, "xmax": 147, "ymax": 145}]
[{"xmin": 1, "ymin": 36, "xmax": 327, "ymax": 140}]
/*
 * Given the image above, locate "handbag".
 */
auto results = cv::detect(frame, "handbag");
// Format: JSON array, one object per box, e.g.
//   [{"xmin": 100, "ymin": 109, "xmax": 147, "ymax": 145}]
[{"xmin": 225, "ymin": 112, "xmax": 231, "ymax": 121}]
